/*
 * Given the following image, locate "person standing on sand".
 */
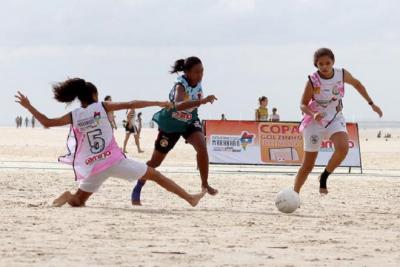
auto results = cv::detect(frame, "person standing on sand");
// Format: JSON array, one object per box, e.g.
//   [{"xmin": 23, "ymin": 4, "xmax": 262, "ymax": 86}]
[
  {"xmin": 294, "ymin": 48, "xmax": 383, "ymax": 195},
  {"xmin": 131, "ymin": 56, "xmax": 218, "ymax": 205},
  {"xmin": 122, "ymin": 108, "xmax": 144, "ymax": 154},
  {"xmin": 14, "ymin": 78, "xmax": 206, "ymax": 207},
  {"xmin": 31, "ymin": 116, "xmax": 36, "ymax": 128},
  {"xmin": 270, "ymin": 108, "xmax": 280, "ymax": 122},
  {"xmin": 255, "ymin": 96, "xmax": 268, "ymax": 121},
  {"xmin": 136, "ymin": 112, "xmax": 143, "ymax": 137}
]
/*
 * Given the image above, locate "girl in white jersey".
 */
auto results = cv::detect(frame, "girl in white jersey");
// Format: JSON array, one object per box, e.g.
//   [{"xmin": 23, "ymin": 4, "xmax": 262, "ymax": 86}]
[
  {"xmin": 294, "ymin": 48, "xmax": 383, "ymax": 195},
  {"xmin": 15, "ymin": 78, "xmax": 206, "ymax": 207}
]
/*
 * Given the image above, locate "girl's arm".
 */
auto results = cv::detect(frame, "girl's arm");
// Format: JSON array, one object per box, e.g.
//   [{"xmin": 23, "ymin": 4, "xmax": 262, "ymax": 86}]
[
  {"xmin": 300, "ymin": 81, "xmax": 324, "ymax": 121},
  {"xmin": 255, "ymin": 109, "xmax": 259, "ymax": 121},
  {"xmin": 104, "ymin": 100, "xmax": 172, "ymax": 113},
  {"xmin": 173, "ymin": 84, "xmax": 217, "ymax": 111},
  {"xmin": 343, "ymin": 69, "xmax": 383, "ymax": 117},
  {"xmin": 15, "ymin": 91, "xmax": 71, "ymax": 127}
]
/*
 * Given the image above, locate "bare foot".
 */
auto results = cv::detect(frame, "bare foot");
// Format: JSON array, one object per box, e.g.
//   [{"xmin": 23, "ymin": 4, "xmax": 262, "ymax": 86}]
[
  {"xmin": 188, "ymin": 188, "xmax": 207, "ymax": 207},
  {"xmin": 52, "ymin": 191, "xmax": 71, "ymax": 207},
  {"xmin": 138, "ymin": 150, "xmax": 144, "ymax": 153},
  {"xmin": 131, "ymin": 200, "xmax": 142, "ymax": 206},
  {"xmin": 203, "ymin": 185, "xmax": 218, "ymax": 196},
  {"xmin": 123, "ymin": 150, "xmax": 128, "ymax": 153}
]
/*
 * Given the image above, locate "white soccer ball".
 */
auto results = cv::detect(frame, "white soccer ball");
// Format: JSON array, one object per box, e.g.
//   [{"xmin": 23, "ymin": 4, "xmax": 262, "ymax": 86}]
[{"xmin": 275, "ymin": 188, "xmax": 300, "ymax": 213}]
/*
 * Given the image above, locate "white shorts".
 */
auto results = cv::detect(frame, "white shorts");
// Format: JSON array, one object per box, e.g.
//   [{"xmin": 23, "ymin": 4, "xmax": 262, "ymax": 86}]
[
  {"xmin": 79, "ymin": 158, "xmax": 148, "ymax": 193},
  {"xmin": 303, "ymin": 115, "xmax": 347, "ymax": 152}
]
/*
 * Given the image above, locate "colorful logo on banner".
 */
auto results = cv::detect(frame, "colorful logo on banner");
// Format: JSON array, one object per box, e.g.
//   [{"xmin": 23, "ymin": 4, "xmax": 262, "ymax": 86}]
[{"xmin": 240, "ymin": 131, "xmax": 255, "ymax": 150}]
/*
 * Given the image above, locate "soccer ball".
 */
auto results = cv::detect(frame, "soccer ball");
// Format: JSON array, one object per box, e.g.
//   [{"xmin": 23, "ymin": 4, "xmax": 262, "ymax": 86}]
[{"xmin": 275, "ymin": 188, "xmax": 300, "ymax": 213}]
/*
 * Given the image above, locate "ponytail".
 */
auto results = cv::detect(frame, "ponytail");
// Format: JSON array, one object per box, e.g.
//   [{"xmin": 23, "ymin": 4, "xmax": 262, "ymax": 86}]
[
  {"xmin": 170, "ymin": 56, "xmax": 202, "ymax": 74},
  {"xmin": 170, "ymin": 59, "xmax": 185, "ymax": 74},
  {"xmin": 52, "ymin": 78, "xmax": 98, "ymax": 105}
]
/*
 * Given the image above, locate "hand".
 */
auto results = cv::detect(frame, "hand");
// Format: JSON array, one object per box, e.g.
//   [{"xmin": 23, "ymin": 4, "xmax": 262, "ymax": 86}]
[
  {"xmin": 201, "ymin": 95, "xmax": 218, "ymax": 105},
  {"xmin": 160, "ymin": 101, "xmax": 174, "ymax": 110},
  {"xmin": 313, "ymin": 112, "xmax": 324, "ymax": 122},
  {"xmin": 371, "ymin": 104, "xmax": 383, "ymax": 118},
  {"xmin": 15, "ymin": 91, "xmax": 31, "ymax": 109}
]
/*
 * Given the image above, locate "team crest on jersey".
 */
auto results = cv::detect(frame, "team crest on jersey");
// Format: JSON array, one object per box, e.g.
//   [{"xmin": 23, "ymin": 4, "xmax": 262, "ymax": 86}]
[
  {"xmin": 94, "ymin": 112, "xmax": 101, "ymax": 126},
  {"xmin": 310, "ymin": 135, "xmax": 319, "ymax": 145},
  {"xmin": 332, "ymin": 86, "xmax": 340, "ymax": 96}
]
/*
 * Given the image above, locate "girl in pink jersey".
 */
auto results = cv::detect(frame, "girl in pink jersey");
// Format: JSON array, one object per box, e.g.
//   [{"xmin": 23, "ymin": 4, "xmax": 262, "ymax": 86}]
[
  {"xmin": 294, "ymin": 48, "xmax": 383, "ymax": 195},
  {"xmin": 15, "ymin": 78, "xmax": 206, "ymax": 207}
]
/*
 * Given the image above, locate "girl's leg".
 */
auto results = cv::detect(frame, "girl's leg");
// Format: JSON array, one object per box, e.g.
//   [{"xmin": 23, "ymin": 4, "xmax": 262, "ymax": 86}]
[
  {"xmin": 131, "ymin": 149, "xmax": 168, "ymax": 205},
  {"xmin": 319, "ymin": 131, "xmax": 349, "ymax": 194},
  {"xmin": 141, "ymin": 167, "xmax": 206, "ymax": 207},
  {"xmin": 134, "ymin": 134, "xmax": 144, "ymax": 153},
  {"xmin": 53, "ymin": 189, "xmax": 92, "ymax": 207},
  {"xmin": 294, "ymin": 151, "xmax": 318, "ymax": 193},
  {"xmin": 186, "ymin": 131, "xmax": 218, "ymax": 195},
  {"xmin": 122, "ymin": 132, "xmax": 130, "ymax": 153}
]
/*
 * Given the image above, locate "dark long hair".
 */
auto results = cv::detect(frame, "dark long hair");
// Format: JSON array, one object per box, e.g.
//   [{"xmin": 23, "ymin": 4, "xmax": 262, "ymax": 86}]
[
  {"xmin": 52, "ymin": 78, "xmax": 98, "ymax": 105},
  {"xmin": 170, "ymin": 56, "xmax": 202, "ymax": 74}
]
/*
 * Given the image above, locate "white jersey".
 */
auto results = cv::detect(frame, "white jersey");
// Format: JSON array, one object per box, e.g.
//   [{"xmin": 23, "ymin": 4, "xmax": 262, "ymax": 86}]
[
  {"xmin": 300, "ymin": 68, "xmax": 345, "ymax": 131},
  {"xmin": 59, "ymin": 102, "xmax": 125, "ymax": 180}
]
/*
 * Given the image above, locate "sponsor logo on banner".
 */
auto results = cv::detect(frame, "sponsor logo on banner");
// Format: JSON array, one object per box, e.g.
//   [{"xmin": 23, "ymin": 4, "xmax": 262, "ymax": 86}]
[
  {"xmin": 211, "ymin": 131, "xmax": 256, "ymax": 152},
  {"xmin": 205, "ymin": 120, "xmax": 361, "ymax": 167},
  {"xmin": 320, "ymin": 140, "xmax": 355, "ymax": 152}
]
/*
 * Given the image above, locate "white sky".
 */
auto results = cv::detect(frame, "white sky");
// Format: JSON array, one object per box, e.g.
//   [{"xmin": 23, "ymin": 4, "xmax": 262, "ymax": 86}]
[{"xmin": 1, "ymin": 0, "xmax": 399, "ymax": 126}]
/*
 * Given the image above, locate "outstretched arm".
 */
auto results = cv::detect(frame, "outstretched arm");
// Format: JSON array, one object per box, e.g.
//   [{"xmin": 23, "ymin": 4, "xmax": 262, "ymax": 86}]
[
  {"xmin": 103, "ymin": 100, "xmax": 172, "ymax": 113},
  {"xmin": 344, "ymin": 69, "xmax": 383, "ymax": 118},
  {"xmin": 15, "ymin": 91, "xmax": 71, "ymax": 127},
  {"xmin": 173, "ymin": 84, "xmax": 217, "ymax": 111}
]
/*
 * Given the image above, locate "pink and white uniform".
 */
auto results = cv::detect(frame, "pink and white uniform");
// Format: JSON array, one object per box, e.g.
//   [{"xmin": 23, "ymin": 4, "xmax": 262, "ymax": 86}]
[
  {"xmin": 300, "ymin": 68, "xmax": 348, "ymax": 152},
  {"xmin": 59, "ymin": 102, "xmax": 125, "ymax": 180},
  {"xmin": 59, "ymin": 102, "xmax": 148, "ymax": 192}
]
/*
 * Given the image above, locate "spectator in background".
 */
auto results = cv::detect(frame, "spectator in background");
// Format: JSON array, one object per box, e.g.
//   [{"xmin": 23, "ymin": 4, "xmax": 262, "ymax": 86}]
[
  {"xmin": 136, "ymin": 112, "xmax": 143, "ymax": 137},
  {"xmin": 221, "ymin": 114, "xmax": 227, "ymax": 120},
  {"xmin": 270, "ymin": 107, "xmax": 280, "ymax": 122},
  {"xmin": 25, "ymin": 117, "xmax": 29, "ymax": 128},
  {"xmin": 15, "ymin": 116, "xmax": 19, "ymax": 128},
  {"xmin": 31, "ymin": 116, "xmax": 36, "ymax": 128},
  {"xmin": 122, "ymin": 109, "xmax": 144, "ymax": 154},
  {"xmin": 255, "ymin": 96, "xmax": 268, "ymax": 121},
  {"xmin": 104, "ymin": 95, "xmax": 117, "ymax": 129}
]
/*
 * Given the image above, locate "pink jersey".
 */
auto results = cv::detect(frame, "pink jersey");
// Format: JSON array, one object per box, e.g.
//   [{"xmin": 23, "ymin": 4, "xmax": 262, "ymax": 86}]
[
  {"xmin": 59, "ymin": 102, "xmax": 125, "ymax": 180},
  {"xmin": 300, "ymin": 68, "xmax": 345, "ymax": 131}
]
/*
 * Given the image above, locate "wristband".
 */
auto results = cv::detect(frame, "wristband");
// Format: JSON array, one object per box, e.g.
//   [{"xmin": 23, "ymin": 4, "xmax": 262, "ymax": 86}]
[{"xmin": 368, "ymin": 101, "xmax": 374, "ymax": 106}]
